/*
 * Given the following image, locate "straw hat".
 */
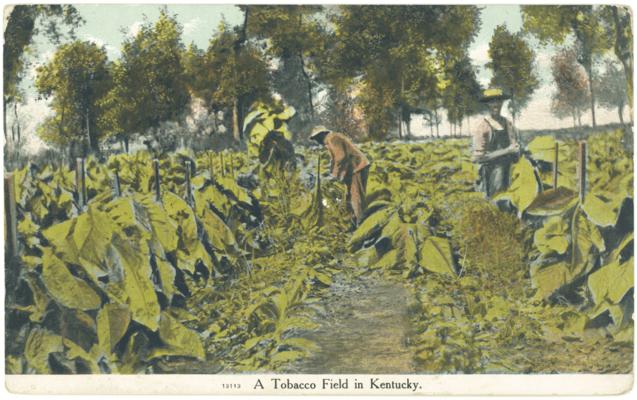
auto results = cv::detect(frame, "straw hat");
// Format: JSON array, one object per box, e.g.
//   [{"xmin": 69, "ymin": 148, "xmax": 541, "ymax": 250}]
[
  {"xmin": 479, "ymin": 87, "xmax": 511, "ymax": 102},
  {"xmin": 309, "ymin": 125, "xmax": 332, "ymax": 140}
]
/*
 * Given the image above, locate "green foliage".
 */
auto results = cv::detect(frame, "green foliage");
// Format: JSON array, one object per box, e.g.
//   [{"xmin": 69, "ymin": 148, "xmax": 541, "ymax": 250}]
[
  {"xmin": 100, "ymin": 10, "xmax": 190, "ymax": 144},
  {"xmin": 330, "ymin": 5, "xmax": 481, "ymax": 139},
  {"xmin": 487, "ymin": 25, "xmax": 539, "ymax": 120},
  {"xmin": 4, "ymin": 5, "xmax": 83, "ymax": 105},
  {"xmin": 184, "ymin": 21, "xmax": 271, "ymax": 141},
  {"xmin": 35, "ymin": 40, "xmax": 111, "ymax": 152}
]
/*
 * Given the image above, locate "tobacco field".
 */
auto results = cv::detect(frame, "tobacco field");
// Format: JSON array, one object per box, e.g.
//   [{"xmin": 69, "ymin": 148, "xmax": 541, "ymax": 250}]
[{"xmin": 4, "ymin": 120, "xmax": 633, "ymax": 374}]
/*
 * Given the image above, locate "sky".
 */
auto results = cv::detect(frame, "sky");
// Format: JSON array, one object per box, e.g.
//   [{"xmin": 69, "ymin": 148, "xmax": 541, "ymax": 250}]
[{"xmin": 7, "ymin": 4, "xmax": 627, "ymax": 153}]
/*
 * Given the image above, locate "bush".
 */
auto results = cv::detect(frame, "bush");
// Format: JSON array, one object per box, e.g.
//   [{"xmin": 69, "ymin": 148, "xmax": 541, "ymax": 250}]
[{"xmin": 448, "ymin": 198, "xmax": 528, "ymax": 295}]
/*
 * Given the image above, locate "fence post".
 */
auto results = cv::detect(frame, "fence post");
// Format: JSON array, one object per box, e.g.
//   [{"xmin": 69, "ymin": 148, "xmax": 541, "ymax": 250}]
[
  {"xmin": 153, "ymin": 159, "xmax": 161, "ymax": 202},
  {"xmin": 578, "ymin": 141, "xmax": 587, "ymax": 202},
  {"xmin": 114, "ymin": 170, "xmax": 121, "ymax": 197},
  {"xmin": 553, "ymin": 142, "xmax": 559, "ymax": 190},
  {"xmin": 4, "ymin": 174, "xmax": 18, "ymax": 260},
  {"xmin": 229, "ymin": 152, "xmax": 235, "ymax": 178},
  {"xmin": 316, "ymin": 153, "xmax": 323, "ymax": 227},
  {"xmin": 208, "ymin": 152, "xmax": 214, "ymax": 179},
  {"xmin": 185, "ymin": 160, "xmax": 192, "ymax": 205},
  {"xmin": 76, "ymin": 158, "xmax": 86, "ymax": 209}
]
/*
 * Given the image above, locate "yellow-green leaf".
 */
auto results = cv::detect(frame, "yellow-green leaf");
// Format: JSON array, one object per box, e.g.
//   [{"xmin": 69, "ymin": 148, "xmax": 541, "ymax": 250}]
[
  {"xmin": 420, "ymin": 237, "xmax": 455, "ymax": 276},
  {"xmin": 97, "ymin": 303, "xmax": 131, "ymax": 354},
  {"xmin": 41, "ymin": 248, "xmax": 101, "ymax": 311}
]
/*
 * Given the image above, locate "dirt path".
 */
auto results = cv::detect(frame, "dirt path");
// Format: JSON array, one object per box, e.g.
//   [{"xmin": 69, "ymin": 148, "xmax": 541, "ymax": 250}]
[{"xmin": 287, "ymin": 270, "xmax": 416, "ymax": 374}]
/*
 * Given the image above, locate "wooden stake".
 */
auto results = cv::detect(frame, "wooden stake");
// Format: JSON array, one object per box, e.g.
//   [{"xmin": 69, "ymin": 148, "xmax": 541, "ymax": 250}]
[
  {"xmin": 114, "ymin": 170, "xmax": 121, "ymax": 197},
  {"xmin": 153, "ymin": 159, "xmax": 161, "ymax": 202},
  {"xmin": 185, "ymin": 160, "xmax": 192, "ymax": 205},
  {"xmin": 208, "ymin": 152, "xmax": 214, "ymax": 179},
  {"xmin": 578, "ymin": 141, "xmax": 587, "ymax": 202},
  {"xmin": 76, "ymin": 158, "xmax": 86, "ymax": 209},
  {"xmin": 229, "ymin": 152, "xmax": 235, "ymax": 178},
  {"xmin": 316, "ymin": 153, "xmax": 323, "ymax": 227},
  {"xmin": 553, "ymin": 142, "xmax": 559, "ymax": 190},
  {"xmin": 4, "ymin": 174, "xmax": 18, "ymax": 260}
]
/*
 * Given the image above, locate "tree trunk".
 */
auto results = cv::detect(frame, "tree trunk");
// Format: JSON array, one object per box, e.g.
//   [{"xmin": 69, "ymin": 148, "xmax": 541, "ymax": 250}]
[
  {"xmin": 3, "ymin": 100, "xmax": 7, "ymax": 141},
  {"xmin": 124, "ymin": 137, "xmax": 129, "ymax": 153},
  {"xmin": 405, "ymin": 113, "xmax": 411, "ymax": 139},
  {"xmin": 397, "ymin": 111, "xmax": 403, "ymax": 139},
  {"xmin": 612, "ymin": 7, "xmax": 633, "ymax": 111},
  {"xmin": 14, "ymin": 103, "xmax": 20, "ymax": 145},
  {"xmin": 232, "ymin": 98, "xmax": 241, "ymax": 142},
  {"xmin": 618, "ymin": 102, "xmax": 624, "ymax": 125},
  {"xmin": 587, "ymin": 66, "xmax": 597, "ymax": 127},
  {"xmin": 435, "ymin": 110, "xmax": 440, "ymax": 137}
]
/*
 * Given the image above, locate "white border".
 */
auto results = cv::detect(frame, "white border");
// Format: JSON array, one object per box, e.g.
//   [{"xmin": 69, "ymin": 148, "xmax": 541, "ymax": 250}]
[
  {"xmin": 5, "ymin": 374, "xmax": 635, "ymax": 395},
  {"xmin": 2, "ymin": 0, "xmax": 635, "ymax": 398}
]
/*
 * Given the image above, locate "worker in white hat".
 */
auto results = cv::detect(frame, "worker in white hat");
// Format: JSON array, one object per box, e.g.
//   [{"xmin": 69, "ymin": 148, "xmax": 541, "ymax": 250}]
[{"xmin": 472, "ymin": 88, "xmax": 520, "ymax": 198}]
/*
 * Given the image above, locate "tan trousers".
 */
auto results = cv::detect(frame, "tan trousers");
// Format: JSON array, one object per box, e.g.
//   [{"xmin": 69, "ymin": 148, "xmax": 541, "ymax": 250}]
[{"xmin": 346, "ymin": 166, "xmax": 369, "ymax": 225}]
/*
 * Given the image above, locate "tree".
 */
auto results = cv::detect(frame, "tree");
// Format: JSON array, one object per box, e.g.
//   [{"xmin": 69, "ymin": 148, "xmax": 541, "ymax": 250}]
[
  {"xmin": 595, "ymin": 59, "xmax": 628, "ymax": 125},
  {"xmin": 599, "ymin": 6, "xmax": 633, "ymax": 111},
  {"xmin": 522, "ymin": 5, "xmax": 612, "ymax": 127},
  {"xmin": 549, "ymin": 48, "xmax": 590, "ymax": 127},
  {"xmin": 101, "ymin": 10, "xmax": 190, "ymax": 149},
  {"xmin": 35, "ymin": 41, "xmax": 111, "ymax": 154},
  {"xmin": 443, "ymin": 56, "xmax": 483, "ymax": 136},
  {"xmin": 183, "ymin": 22, "xmax": 271, "ymax": 143},
  {"xmin": 486, "ymin": 25, "xmax": 539, "ymax": 127},
  {"xmin": 243, "ymin": 6, "xmax": 325, "ymax": 137},
  {"xmin": 331, "ymin": 5, "xmax": 481, "ymax": 140},
  {"xmin": 3, "ymin": 5, "xmax": 83, "ymax": 142}
]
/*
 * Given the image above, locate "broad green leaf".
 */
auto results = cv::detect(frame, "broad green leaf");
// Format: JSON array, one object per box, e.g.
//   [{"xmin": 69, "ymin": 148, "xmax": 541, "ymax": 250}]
[
  {"xmin": 43, "ymin": 218, "xmax": 80, "ymax": 265},
  {"xmin": 63, "ymin": 339, "xmax": 100, "ymax": 373},
  {"xmin": 24, "ymin": 328, "xmax": 63, "ymax": 374},
  {"xmin": 526, "ymin": 187, "xmax": 578, "ymax": 217},
  {"xmin": 139, "ymin": 195, "xmax": 179, "ymax": 252},
  {"xmin": 530, "ymin": 262, "xmax": 571, "ymax": 299},
  {"xmin": 200, "ymin": 208, "xmax": 238, "ymax": 253},
  {"xmin": 373, "ymin": 249, "xmax": 400, "ymax": 270},
  {"xmin": 493, "ymin": 157, "xmax": 539, "ymax": 214},
  {"xmin": 155, "ymin": 254, "xmax": 178, "ymax": 301},
  {"xmin": 581, "ymin": 192, "xmax": 622, "ymax": 227},
  {"xmin": 526, "ymin": 135, "xmax": 568, "ymax": 163},
  {"xmin": 162, "ymin": 192, "xmax": 198, "ymax": 245},
  {"xmin": 41, "ymin": 248, "xmax": 101, "ymax": 311},
  {"xmin": 534, "ymin": 216, "xmax": 569, "ymax": 256},
  {"xmin": 17, "ymin": 213, "xmax": 39, "ymax": 236},
  {"xmin": 150, "ymin": 311, "xmax": 205, "ymax": 360},
  {"xmin": 270, "ymin": 350, "xmax": 304, "ymax": 365},
  {"xmin": 73, "ymin": 206, "xmax": 114, "ymax": 274},
  {"xmin": 108, "ymin": 234, "xmax": 160, "ymax": 331},
  {"xmin": 420, "ymin": 237, "xmax": 455, "ymax": 276},
  {"xmin": 588, "ymin": 257, "xmax": 634, "ymax": 305},
  {"xmin": 350, "ymin": 207, "xmax": 395, "ymax": 250},
  {"xmin": 97, "ymin": 303, "xmax": 131, "ymax": 354},
  {"xmin": 15, "ymin": 275, "xmax": 49, "ymax": 322}
]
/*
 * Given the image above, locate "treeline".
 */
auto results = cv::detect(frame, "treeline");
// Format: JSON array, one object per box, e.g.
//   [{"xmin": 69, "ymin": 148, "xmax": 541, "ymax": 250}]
[{"xmin": 3, "ymin": 5, "xmax": 633, "ymax": 159}]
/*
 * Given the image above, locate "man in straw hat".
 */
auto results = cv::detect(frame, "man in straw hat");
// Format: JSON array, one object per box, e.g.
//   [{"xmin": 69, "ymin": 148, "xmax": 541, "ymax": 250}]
[
  {"xmin": 310, "ymin": 126, "xmax": 370, "ymax": 227},
  {"xmin": 472, "ymin": 88, "xmax": 520, "ymax": 198}
]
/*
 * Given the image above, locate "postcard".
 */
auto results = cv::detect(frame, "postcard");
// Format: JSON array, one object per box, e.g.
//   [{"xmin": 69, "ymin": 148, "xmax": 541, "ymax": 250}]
[{"xmin": 3, "ymin": 2, "xmax": 634, "ymax": 395}]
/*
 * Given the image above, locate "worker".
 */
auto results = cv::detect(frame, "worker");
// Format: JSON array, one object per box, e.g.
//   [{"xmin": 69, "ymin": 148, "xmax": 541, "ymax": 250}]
[
  {"xmin": 472, "ymin": 88, "xmax": 520, "ymax": 198},
  {"xmin": 309, "ymin": 126, "xmax": 371, "ymax": 227}
]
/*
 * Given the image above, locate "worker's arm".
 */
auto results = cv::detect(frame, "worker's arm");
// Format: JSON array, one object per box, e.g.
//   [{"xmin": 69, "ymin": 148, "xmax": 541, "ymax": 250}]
[
  {"xmin": 474, "ymin": 145, "xmax": 520, "ymax": 164},
  {"xmin": 471, "ymin": 120, "xmax": 490, "ymax": 162},
  {"xmin": 327, "ymin": 137, "xmax": 350, "ymax": 181}
]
